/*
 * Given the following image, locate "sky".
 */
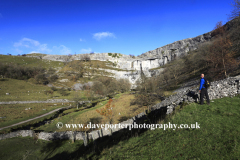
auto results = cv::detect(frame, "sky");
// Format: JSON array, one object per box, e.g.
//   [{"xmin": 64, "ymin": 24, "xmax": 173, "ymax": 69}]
[{"xmin": 0, "ymin": 0, "xmax": 234, "ymax": 56}]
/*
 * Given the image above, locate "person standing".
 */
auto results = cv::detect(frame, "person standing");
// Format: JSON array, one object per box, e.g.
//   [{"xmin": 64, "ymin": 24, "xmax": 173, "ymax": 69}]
[{"xmin": 199, "ymin": 74, "xmax": 210, "ymax": 105}]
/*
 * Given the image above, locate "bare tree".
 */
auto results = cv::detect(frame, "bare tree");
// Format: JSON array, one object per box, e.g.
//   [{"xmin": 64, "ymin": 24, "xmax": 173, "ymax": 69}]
[
  {"xmin": 168, "ymin": 63, "xmax": 183, "ymax": 87},
  {"xmin": 80, "ymin": 54, "xmax": 91, "ymax": 61},
  {"xmin": 228, "ymin": 0, "xmax": 240, "ymax": 21},
  {"xmin": 207, "ymin": 21, "xmax": 239, "ymax": 78}
]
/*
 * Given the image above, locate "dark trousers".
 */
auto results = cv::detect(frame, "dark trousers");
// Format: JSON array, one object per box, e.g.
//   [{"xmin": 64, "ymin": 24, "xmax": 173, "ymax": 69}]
[{"xmin": 200, "ymin": 88, "xmax": 210, "ymax": 105}]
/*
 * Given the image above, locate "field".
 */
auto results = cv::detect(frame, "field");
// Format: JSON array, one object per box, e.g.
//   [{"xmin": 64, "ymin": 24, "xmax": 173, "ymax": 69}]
[
  {"xmin": 0, "ymin": 78, "xmax": 81, "ymax": 101},
  {"xmin": 34, "ymin": 93, "xmax": 151, "ymax": 132},
  {"xmin": 0, "ymin": 54, "xmax": 64, "ymax": 69},
  {"xmin": 0, "ymin": 96, "xmax": 239, "ymax": 159},
  {"xmin": 0, "ymin": 103, "xmax": 69, "ymax": 129}
]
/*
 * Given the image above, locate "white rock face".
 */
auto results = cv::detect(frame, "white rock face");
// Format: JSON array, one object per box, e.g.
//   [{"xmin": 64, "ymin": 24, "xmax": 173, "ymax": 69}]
[
  {"xmin": 138, "ymin": 32, "xmax": 212, "ymax": 63},
  {"xmin": 41, "ymin": 31, "xmax": 213, "ymax": 87},
  {"xmin": 59, "ymin": 79, "xmax": 69, "ymax": 82}
]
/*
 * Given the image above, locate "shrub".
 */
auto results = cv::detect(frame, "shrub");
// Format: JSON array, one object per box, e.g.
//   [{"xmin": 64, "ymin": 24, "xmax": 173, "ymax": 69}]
[
  {"xmin": 44, "ymin": 90, "xmax": 53, "ymax": 95},
  {"xmin": 91, "ymin": 81, "xmax": 107, "ymax": 96},
  {"xmin": 96, "ymin": 99, "xmax": 115, "ymax": 124},
  {"xmin": 129, "ymin": 54, "xmax": 135, "ymax": 58},
  {"xmin": 117, "ymin": 78, "xmax": 131, "ymax": 93},
  {"xmin": 47, "ymin": 67, "xmax": 56, "ymax": 75},
  {"xmin": 0, "ymin": 62, "xmax": 45, "ymax": 80},
  {"xmin": 35, "ymin": 73, "xmax": 49, "ymax": 85},
  {"xmin": 49, "ymin": 74, "xmax": 58, "ymax": 82},
  {"xmin": 58, "ymin": 88, "xmax": 69, "ymax": 96},
  {"xmin": 80, "ymin": 54, "xmax": 91, "ymax": 61},
  {"xmin": 51, "ymin": 86, "xmax": 58, "ymax": 91}
]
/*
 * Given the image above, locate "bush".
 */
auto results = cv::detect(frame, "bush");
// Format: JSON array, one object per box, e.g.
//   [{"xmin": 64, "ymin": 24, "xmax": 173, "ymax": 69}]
[
  {"xmin": 117, "ymin": 78, "xmax": 131, "ymax": 93},
  {"xmin": 133, "ymin": 76, "xmax": 163, "ymax": 107},
  {"xmin": 58, "ymin": 87, "xmax": 69, "ymax": 96},
  {"xmin": 44, "ymin": 90, "xmax": 53, "ymax": 95},
  {"xmin": 131, "ymin": 92, "xmax": 159, "ymax": 107},
  {"xmin": 51, "ymin": 86, "xmax": 58, "ymax": 91},
  {"xmin": 49, "ymin": 74, "xmax": 58, "ymax": 82},
  {"xmin": 129, "ymin": 54, "xmax": 135, "ymax": 58},
  {"xmin": 80, "ymin": 54, "xmax": 91, "ymax": 61},
  {"xmin": 0, "ymin": 62, "xmax": 45, "ymax": 80},
  {"xmin": 91, "ymin": 81, "xmax": 107, "ymax": 96},
  {"xmin": 35, "ymin": 73, "xmax": 49, "ymax": 85},
  {"xmin": 91, "ymin": 77, "xmax": 131, "ymax": 97},
  {"xmin": 47, "ymin": 67, "xmax": 56, "ymax": 75}
]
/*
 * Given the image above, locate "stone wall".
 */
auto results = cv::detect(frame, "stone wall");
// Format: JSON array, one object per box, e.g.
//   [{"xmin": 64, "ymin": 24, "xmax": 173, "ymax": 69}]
[
  {"xmin": 0, "ymin": 99, "xmax": 74, "ymax": 105},
  {"xmin": 1, "ymin": 75, "xmax": 239, "ymax": 142},
  {"xmin": 0, "ymin": 130, "xmax": 34, "ymax": 140}
]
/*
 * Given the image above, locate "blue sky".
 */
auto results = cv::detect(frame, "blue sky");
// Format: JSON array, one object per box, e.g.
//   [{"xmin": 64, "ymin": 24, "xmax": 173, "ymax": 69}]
[{"xmin": 0, "ymin": 0, "xmax": 234, "ymax": 56}]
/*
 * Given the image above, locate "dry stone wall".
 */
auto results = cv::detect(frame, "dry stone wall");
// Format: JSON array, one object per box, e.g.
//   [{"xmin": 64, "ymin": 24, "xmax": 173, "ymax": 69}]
[{"xmin": 0, "ymin": 99, "xmax": 74, "ymax": 105}]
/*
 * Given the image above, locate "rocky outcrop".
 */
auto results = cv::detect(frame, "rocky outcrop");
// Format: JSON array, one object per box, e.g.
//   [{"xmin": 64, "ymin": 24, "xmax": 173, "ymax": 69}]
[
  {"xmin": 138, "ymin": 32, "xmax": 212, "ymax": 63},
  {"xmin": 72, "ymin": 82, "xmax": 93, "ymax": 90},
  {"xmin": 40, "ymin": 31, "xmax": 213, "ymax": 87}
]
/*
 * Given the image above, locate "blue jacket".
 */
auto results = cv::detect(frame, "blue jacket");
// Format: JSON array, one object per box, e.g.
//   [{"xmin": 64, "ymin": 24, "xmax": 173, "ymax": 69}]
[{"xmin": 199, "ymin": 78, "xmax": 205, "ymax": 90}]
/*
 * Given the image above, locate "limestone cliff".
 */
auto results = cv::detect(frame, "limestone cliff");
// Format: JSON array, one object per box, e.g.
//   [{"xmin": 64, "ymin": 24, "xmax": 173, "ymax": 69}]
[{"xmin": 138, "ymin": 32, "xmax": 212, "ymax": 63}]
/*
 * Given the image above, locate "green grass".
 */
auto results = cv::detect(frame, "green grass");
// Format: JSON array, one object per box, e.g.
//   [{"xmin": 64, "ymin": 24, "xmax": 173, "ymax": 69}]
[
  {"xmin": 26, "ymin": 53, "xmax": 47, "ymax": 57},
  {"xmin": 0, "ymin": 54, "xmax": 64, "ymax": 69},
  {"xmin": 95, "ymin": 96, "xmax": 240, "ymax": 159},
  {"xmin": 34, "ymin": 96, "xmax": 116, "ymax": 132},
  {"xmin": 0, "ymin": 137, "xmax": 85, "ymax": 160},
  {"xmin": 34, "ymin": 92, "xmax": 150, "ymax": 132},
  {"xmin": 1, "ymin": 96, "xmax": 239, "ymax": 159},
  {"xmin": 0, "ymin": 103, "xmax": 67, "ymax": 129},
  {"xmin": 0, "ymin": 78, "xmax": 84, "ymax": 101}
]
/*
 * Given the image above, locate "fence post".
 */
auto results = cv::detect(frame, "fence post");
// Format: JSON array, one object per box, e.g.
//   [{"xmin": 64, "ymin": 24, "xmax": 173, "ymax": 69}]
[
  {"xmin": 83, "ymin": 131, "xmax": 88, "ymax": 146},
  {"xmin": 236, "ymin": 80, "xmax": 239, "ymax": 90}
]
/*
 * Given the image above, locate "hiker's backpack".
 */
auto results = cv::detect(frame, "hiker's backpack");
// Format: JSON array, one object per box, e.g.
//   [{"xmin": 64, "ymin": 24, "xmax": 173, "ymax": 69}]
[{"xmin": 204, "ymin": 78, "xmax": 210, "ymax": 89}]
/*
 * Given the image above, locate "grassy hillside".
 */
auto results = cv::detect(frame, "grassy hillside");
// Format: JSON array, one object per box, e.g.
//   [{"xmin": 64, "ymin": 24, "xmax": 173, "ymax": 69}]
[
  {"xmin": 0, "ymin": 103, "xmax": 68, "ymax": 129},
  {"xmin": 0, "ymin": 96, "xmax": 239, "ymax": 159},
  {"xmin": 0, "ymin": 54, "xmax": 64, "ymax": 69},
  {"xmin": 0, "ymin": 78, "xmax": 80, "ymax": 101},
  {"xmin": 34, "ymin": 93, "xmax": 153, "ymax": 132}
]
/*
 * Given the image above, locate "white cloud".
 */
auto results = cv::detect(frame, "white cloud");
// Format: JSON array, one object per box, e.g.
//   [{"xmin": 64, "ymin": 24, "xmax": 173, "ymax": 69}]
[
  {"xmin": 14, "ymin": 38, "xmax": 40, "ymax": 48},
  {"xmin": 13, "ymin": 37, "xmax": 71, "ymax": 55},
  {"xmin": 53, "ymin": 45, "xmax": 72, "ymax": 55},
  {"xmin": 80, "ymin": 48, "xmax": 92, "ymax": 53},
  {"xmin": 15, "ymin": 48, "xmax": 23, "ymax": 54},
  {"xmin": 0, "ymin": 13, "xmax": 3, "ymax": 18},
  {"xmin": 79, "ymin": 38, "xmax": 85, "ymax": 42},
  {"xmin": 93, "ymin": 32, "xmax": 116, "ymax": 40}
]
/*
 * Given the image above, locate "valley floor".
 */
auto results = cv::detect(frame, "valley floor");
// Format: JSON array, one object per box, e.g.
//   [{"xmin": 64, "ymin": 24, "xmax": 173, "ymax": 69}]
[{"xmin": 0, "ymin": 96, "xmax": 239, "ymax": 159}]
